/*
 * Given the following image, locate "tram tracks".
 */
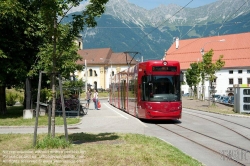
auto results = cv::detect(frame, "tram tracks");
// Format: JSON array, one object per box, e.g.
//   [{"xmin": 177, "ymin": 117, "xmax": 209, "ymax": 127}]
[
  {"xmin": 155, "ymin": 111, "xmax": 250, "ymax": 166},
  {"xmin": 183, "ymin": 111, "xmax": 250, "ymax": 141},
  {"xmin": 156, "ymin": 124, "xmax": 248, "ymax": 166},
  {"xmin": 184, "ymin": 109, "xmax": 250, "ymax": 130}
]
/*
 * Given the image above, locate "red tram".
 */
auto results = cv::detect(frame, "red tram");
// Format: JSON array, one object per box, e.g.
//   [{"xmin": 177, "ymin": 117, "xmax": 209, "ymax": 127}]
[{"xmin": 109, "ymin": 60, "xmax": 183, "ymax": 120}]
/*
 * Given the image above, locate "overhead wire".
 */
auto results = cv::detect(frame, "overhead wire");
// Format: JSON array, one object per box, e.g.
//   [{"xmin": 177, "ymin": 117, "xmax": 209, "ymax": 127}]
[
  {"xmin": 127, "ymin": 0, "xmax": 194, "ymax": 52},
  {"xmin": 215, "ymin": 0, "xmax": 248, "ymax": 35},
  {"xmin": 167, "ymin": 0, "xmax": 249, "ymax": 56},
  {"xmin": 120, "ymin": 0, "xmax": 195, "ymax": 61},
  {"xmin": 81, "ymin": 0, "xmax": 194, "ymax": 62}
]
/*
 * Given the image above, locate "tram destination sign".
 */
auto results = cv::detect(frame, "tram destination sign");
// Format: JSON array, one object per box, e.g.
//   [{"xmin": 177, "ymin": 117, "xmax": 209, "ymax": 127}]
[{"xmin": 152, "ymin": 66, "xmax": 177, "ymax": 72}]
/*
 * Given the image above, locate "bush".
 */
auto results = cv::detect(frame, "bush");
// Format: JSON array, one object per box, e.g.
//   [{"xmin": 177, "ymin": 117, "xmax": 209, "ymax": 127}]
[
  {"xmin": 19, "ymin": 96, "xmax": 24, "ymax": 106},
  {"xmin": 36, "ymin": 136, "xmax": 71, "ymax": 149},
  {"xmin": 6, "ymin": 92, "xmax": 18, "ymax": 106}
]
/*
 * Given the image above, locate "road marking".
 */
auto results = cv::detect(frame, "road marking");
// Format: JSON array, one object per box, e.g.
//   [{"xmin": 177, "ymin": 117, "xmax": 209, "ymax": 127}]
[
  {"xmin": 136, "ymin": 119, "xmax": 148, "ymax": 127},
  {"xmin": 104, "ymin": 103, "xmax": 129, "ymax": 119}
]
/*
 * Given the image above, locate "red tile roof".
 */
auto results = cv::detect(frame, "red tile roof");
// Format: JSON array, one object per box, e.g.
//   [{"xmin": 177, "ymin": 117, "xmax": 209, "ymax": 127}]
[
  {"xmin": 164, "ymin": 32, "xmax": 250, "ymax": 70},
  {"xmin": 77, "ymin": 48, "xmax": 137, "ymax": 66}
]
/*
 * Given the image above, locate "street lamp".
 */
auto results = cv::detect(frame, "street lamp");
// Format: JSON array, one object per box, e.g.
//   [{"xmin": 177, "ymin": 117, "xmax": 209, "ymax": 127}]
[
  {"xmin": 84, "ymin": 59, "xmax": 88, "ymax": 92},
  {"xmin": 199, "ymin": 39, "xmax": 225, "ymax": 101},
  {"xmin": 200, "ymin": 39, "xmax": 225, "ymax": 56}
]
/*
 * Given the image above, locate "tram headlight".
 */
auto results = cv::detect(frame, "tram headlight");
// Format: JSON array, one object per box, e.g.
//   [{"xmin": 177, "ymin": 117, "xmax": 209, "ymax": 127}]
[{"xmin": 162, "ymin": 61, "xmax": 168, "ymax": 66}]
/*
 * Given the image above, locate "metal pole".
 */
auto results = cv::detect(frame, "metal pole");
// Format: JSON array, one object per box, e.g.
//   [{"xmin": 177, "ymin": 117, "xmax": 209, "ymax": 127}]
[
  {"xmin": 110, "ymin": 60, "xmax": 112, "ymax": 90},
  {"xmin": 111, "ymin": 61, "xmax": 112, "ymax": 77},
  {"xmin": 85, "ymin": 59, "xmax": 88, "ymax": 92}
]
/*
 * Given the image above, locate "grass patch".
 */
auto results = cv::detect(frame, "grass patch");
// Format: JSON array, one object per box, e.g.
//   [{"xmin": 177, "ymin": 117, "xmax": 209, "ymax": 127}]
[
  {"xmin": 81, "ymin": 91, "xmax": 109, "ymax": 98},
  {"xmin": 36, "ymin": 135, "xmax": 71, "ymax": 149},
  {"xmin": 0, "ymin": 106, "xmax": 81, "ymax": 126},
  {"xmin": 0, "ymin": 133, "xmax": 203, "ymax": 166}
]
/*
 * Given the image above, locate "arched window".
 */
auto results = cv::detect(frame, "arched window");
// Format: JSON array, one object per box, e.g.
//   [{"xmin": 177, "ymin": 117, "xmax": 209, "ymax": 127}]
[
  {"xmin": 89, "ymin": 69, "xmax": 93, "ymax": 76},
  {"xmin": 94, "ymin": 70, "xmax": 98, "ymax": 77}
]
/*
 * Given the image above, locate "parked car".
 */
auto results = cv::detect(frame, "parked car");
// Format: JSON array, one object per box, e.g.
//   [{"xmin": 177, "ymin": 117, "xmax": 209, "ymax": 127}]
[
  {"xmin": 211, "ymin": 94, "xmax": 221, "ymax": 102},
  {"xmin": 222, "ymin": 96, "xmax": 229, "ymax": 104},
  {"xmin": 228, "ymin": 96, "xmax": 234, "ymax": 105},
  {"xmin": 217, "ymin": 96, "xmax": 225, "ymax": 103},
  {"xmin": 182, "ymin": 93, "xmax": 189, "ymax": 97}
]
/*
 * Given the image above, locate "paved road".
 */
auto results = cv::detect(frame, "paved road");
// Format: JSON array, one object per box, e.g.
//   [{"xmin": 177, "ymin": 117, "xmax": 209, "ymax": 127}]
[{"xmin": 1, "ymin": 99, "xmax": 250, "ymax": 166}]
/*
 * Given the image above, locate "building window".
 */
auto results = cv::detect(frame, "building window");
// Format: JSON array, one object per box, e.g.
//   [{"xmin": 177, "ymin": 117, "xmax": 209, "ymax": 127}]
[
  {"xmin": 248, "ymin": 78, "xmax": 250, "ymax": 84},
  {"xmin": 94, "ymin": 70, "xmax": 98, "ymax": 76},
  {"xmin": 89, "ymin": 69, "xmax": 93, "ymax": 76},
  {"xmin": 229, "ymin": 70, "xmax": 233, "ymax": 74},
  {"xmin": 229, "ymin": 78, "xmax": 234, "ymax": 85},
  {"xmin": 238, "ymin": 78, "xmax": 242, "ymax": 84},
  {"xmin": 238, "ymin": 70, "xmax": 242, "ymax": 74}
]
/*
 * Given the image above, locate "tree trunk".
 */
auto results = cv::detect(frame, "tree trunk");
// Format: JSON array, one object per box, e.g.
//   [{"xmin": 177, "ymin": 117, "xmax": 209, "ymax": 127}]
[
  {"xmin": 25, "ymin": 78, "xmax": 32, "ymax": 109},
  {"xmin": 51, "ymin": 13, "xmax": 57, "ymax": 137},
  {"xmin": 0, "ymin": 86, "xmax": 7, "ymax": 114}
]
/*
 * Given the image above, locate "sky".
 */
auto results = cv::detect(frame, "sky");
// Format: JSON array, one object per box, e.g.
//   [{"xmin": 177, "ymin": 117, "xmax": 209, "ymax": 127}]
[{"xmin": 128, "ymin": 0, "xmax": 218, "ymax": 9}]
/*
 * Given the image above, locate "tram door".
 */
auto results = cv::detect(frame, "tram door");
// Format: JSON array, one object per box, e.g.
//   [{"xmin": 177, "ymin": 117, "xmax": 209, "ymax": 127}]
[{"xmin": 120, "ymin": 80, "xmax": 126, "ymax": 110}]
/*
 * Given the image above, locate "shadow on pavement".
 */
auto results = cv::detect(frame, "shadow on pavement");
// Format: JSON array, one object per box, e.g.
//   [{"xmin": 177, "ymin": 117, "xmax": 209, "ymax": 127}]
[
  {"xmin": 140, "ymin": 119, "xmax": 181, "ymax": 125},
  {"xmin": 65, "ymin": 132, "xmax": 121, "ymax": 145}
]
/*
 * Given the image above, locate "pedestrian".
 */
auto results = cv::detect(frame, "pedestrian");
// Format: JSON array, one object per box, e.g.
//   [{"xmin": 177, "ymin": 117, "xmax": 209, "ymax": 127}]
[
  {"xmin": 85, "ymin": 89, "xmax": 92, "ymax": 109},
  {"xmin": 93, "ymin": 89, "xmax": 99, "ymax": 110}
]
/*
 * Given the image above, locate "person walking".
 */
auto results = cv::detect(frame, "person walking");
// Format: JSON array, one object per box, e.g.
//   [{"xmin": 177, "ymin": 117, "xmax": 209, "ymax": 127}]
[
  {"xmin": 85, "ymin": 89, "xmax": 92, "ymax": 109},
  {"xmin": 93, "ymin": 89, "xmax": 99, "ymax": 110}
]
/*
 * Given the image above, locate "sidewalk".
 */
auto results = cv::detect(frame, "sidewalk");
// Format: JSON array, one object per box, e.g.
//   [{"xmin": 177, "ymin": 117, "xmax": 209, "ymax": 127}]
[{"xmin": 182, "ymin": 97, "xmax": 243, "ymax": 116}]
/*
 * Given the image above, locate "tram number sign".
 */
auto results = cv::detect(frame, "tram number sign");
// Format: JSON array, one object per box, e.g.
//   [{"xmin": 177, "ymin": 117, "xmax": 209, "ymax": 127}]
[{"xmin": 152, "ymin": 66, "xmax": 177, "ymax": 72}]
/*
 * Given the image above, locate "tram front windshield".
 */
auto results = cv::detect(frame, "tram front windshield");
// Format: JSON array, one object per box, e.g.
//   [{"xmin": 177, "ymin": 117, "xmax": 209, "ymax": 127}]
[{"xmin": 141, "ymin": 75, "xmax": 181, "ymax": 102}]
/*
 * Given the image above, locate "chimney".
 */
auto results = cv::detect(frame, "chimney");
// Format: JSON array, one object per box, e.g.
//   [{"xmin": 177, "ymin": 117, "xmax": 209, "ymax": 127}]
[{"xmin": 175, "ymin": 37, "xmax": 179, "ymax": 49}]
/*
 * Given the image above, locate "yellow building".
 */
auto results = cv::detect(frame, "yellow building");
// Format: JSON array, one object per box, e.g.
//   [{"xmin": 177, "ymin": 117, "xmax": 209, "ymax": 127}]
[{"xmin": 76, "ymin": 48, "xmax": 137, "ymax": 91}]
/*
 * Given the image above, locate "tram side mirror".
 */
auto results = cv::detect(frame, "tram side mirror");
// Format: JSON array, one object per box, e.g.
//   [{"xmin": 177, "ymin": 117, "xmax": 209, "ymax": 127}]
[{"xmin": 180, "ymin": 71, "xmax": 184, "ymax": 82}]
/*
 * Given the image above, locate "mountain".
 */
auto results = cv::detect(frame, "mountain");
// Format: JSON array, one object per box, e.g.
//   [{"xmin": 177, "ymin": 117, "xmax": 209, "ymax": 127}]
[{"xmin": 66, "ymin": 0, "xmax": 250, "ymax": 61}]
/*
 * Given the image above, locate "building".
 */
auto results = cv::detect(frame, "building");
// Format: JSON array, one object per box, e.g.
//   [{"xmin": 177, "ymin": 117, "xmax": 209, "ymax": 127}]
[
  {"xmin": 164, "ymin": 32, "xmax": 250, "ymax": 99},
  {"xmin": 76, "ymin": 48, "xmax": 137, "ymax": 90}
]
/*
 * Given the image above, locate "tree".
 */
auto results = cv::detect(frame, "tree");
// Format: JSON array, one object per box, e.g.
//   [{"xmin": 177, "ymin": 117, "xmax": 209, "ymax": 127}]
[
  {"xmin": 0, "ymin": 0, "xmax": 44, "ymax": 114},
  {"xmin": 29, "ymin": 0, "xmax": 109, "ymax": 137},
  {"xmin": 201, "ymin": 49, "xmax": 225, "ymax": 105},
  {"xmin": 185, "ymin": 62, "xmax": 201, "ymax": 99}
]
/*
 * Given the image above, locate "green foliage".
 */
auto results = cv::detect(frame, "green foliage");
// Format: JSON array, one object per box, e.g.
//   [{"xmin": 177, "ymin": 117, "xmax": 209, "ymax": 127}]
[
  {"xmin": 40, "ymin": 88, "xmax": 53, "ymax": 103},
  {"xmin": 56, "ymin": 79, "xmax": 84, "ymax": 99},
  {"xmin": 185, "ymin": 49, "xmax": 225, "ymax": 98},
  {"xmin": 186, "ymin": 62, "xmax": 201, "ymax": 88},
  {"xmin": 185, "ymin": 62, "xmax": 201, "ymax": 98},
  {"xmin": 6, "ymin": 92, "xmax": 18, "ymax": 106},
  {"xmin": 19, "ymin": 96, "xmax": 24, "ymax": 106},
  {"xmin": 0, "ymin": 49, "xmax": 7, "ymax": 58},
  {"xmin": 35, "ymin": 135, "xmax": 71, "ymax": 149},
  {"xmin": 6, "ymin": 88, "xmax": 24, "ymax": 106},
  {"xmin": 202, "ymin": 49, "xmax": 225, "ymax": 82},
  {"xmin": 63, "ymin": 79, "xmax": 84, "ymax": 89},
  {"xmin": 0, "ymin": 0, "xmax": 44, "ymax": 88}
]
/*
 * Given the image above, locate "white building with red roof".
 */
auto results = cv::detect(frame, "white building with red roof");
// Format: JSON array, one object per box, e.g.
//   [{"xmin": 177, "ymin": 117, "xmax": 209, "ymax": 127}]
[{"xmin": 164, "ymin": 32, "xmax": 250, "ymax": 98}]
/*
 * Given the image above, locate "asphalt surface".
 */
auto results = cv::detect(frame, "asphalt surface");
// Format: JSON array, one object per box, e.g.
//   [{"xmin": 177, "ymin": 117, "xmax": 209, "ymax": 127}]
[{"xmin": 1, "ymin": 98, "xmax": 250, "ymax": 166}]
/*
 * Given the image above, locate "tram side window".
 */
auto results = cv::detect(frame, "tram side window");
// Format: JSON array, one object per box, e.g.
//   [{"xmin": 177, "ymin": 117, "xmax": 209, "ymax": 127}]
[{"xmin": 141, "ymin": 76, "xmax": 151, "ymax": 101}]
